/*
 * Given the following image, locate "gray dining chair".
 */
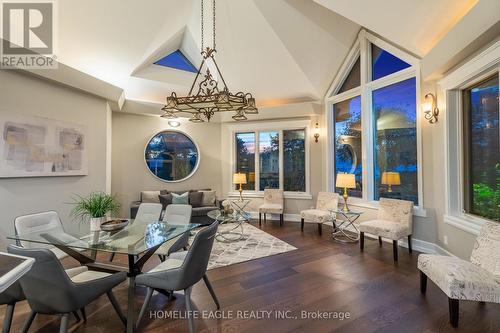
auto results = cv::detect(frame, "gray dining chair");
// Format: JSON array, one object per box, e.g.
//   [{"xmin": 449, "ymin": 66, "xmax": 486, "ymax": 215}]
[
  {"xmin": 156, "ymin": 204, "xmax": 193, "ymax": 262},
  {"xmin": 135, "ymin": 221, "xmax": 219, "ymax": 333},
  {"xmin": 7, "ymin": 245, "xmax": 127, "ymax": 333},
  {"xmin": 14, "ymin": 211, "xmax": 86, "ymax": 260},
  {"xmin": 0, "ymin": 282, "xmax": 25, "ymax": 333},
  {"xmin": 109, "ymin": 203, "xmax": 163, "ymax": 262},
  {"xmin": 134, "ymin": 203, "xmax": 163, "ymax": 223}
]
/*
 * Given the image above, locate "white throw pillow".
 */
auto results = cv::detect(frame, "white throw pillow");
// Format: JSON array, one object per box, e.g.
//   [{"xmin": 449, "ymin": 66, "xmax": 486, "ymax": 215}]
[
  {"xmin": 200, "ymin": 190, "xmax": 216, "ymax": 206},
  {"xmin": 141, "ymin": 191, "xmax": 161, "ymax": 203}
]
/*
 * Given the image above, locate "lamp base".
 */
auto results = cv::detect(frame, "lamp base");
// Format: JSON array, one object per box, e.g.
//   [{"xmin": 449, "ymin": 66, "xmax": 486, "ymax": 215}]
[
  {"xmin": 342, "ymin": 187, "xmax": 350, "ymax": 213},
  {"xmin": 238, "ymin": 186, "xmax": 244, "ymax": 201}
]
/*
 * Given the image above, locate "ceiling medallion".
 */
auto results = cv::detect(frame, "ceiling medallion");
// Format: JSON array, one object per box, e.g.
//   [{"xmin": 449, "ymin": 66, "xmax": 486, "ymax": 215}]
[{"xmin": 161, "ymin": 0, "xmax": 257, "ymax": 122}]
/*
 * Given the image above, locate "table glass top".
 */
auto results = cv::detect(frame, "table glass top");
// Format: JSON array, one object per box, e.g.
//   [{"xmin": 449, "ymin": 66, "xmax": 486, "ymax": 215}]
[
  {"xmin": 207, "ymin": 209, "xmax": 251, "ymax": 222},
  {"xmin": 329, "ymin": 209, "xmax": 363, "ymax": 216},
  {"xmin": 7, "ymin": 220, "xmax": 199, "ymax": 256}
]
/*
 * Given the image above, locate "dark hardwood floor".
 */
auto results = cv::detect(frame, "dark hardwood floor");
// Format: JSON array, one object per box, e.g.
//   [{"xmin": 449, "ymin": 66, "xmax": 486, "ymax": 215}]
[{"xmin": 2, "ymin": 220, "xmax": 499, "ymax": 332}]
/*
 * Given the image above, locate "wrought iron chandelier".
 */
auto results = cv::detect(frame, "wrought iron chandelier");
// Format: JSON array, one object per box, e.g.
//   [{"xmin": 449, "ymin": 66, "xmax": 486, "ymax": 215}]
[{"xmin": 161, "ymin": 0, "xmax": 257, "ymax": 122}]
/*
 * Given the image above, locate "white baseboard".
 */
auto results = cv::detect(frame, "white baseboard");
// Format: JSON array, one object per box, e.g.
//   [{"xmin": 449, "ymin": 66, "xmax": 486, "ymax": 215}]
[{"xmin": 248, "ymin": 212, "xmax": 454, "ymax": 256}]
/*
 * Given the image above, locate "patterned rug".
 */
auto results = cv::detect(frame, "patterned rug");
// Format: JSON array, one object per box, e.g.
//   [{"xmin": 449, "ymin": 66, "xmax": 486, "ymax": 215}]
[{"xmin": 191, "ymin": 223, "xmax": 297, "ymax": 270}]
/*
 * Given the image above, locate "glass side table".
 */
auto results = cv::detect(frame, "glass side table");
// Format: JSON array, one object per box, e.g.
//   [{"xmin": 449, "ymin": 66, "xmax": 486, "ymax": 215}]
[{"xmin": 328, "ymin": 209, "xmax": 363, "ymax": 243}]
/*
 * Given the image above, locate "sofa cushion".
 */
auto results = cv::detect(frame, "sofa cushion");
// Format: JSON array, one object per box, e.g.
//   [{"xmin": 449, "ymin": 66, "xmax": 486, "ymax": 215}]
[
  {"xmin": 192, "ymin": 206, "xmax": 218, "ymax": 216},
  {"xmin": 141, "ymin": 191, "xmax": 161, "ymax": 203},
  {"xmin": 172, "ymin": 192, "xmax": 189, "ymax": 204},
  {"xmin": 189, "ymin": 191, "xmax": 204, "ymax": 207},
  {"xmin": 200, "ymin": 190, "xmax": 216, "ymax": 206},
  {"xmin": 158, "ymin": 193, "xmax": 173, "ymax": 210}
]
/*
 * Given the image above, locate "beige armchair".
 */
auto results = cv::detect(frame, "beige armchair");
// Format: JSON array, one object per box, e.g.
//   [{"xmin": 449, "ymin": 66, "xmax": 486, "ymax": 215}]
[
  {"xmin": 359, "ymin": 198, "xmax": 413, "ymax": 261},
  {"xmin": 418, "ymin": 222, "xmax": 500, "ymax": 327},
  {"xmin": 300, "ymin": 192, "xmax": 339, "ymax": 235},
  {"xmin": 258, "ymin": 189, "xmax": 284, "ymax": 227}
]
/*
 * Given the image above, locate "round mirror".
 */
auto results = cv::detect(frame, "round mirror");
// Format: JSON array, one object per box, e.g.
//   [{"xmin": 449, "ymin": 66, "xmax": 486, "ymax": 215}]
[{"xmin": 144, "ymin": 130, "xmax": 200, "ymax": 182}]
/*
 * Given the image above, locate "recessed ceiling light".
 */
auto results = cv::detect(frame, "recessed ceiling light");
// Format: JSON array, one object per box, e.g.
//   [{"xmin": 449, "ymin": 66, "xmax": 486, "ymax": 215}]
[{"xmin": 168, "ymin": 120, "xmax": 181, "ymax": 127}]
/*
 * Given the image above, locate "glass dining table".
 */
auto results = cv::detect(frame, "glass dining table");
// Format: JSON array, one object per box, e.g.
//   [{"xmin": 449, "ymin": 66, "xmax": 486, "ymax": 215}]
[{"xmin": 7, "ymin": 219, "xmax": 200, "ymax": 333}]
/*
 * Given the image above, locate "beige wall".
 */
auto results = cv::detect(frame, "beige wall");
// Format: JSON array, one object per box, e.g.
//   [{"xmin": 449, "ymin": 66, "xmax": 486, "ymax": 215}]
[
  {"xmin": 0, "ymin": 70, "xmax": 111, "ymax": 248},
  {"xmin": 111, "ymin": 112, "xmax": 222, "ymax": 217}
]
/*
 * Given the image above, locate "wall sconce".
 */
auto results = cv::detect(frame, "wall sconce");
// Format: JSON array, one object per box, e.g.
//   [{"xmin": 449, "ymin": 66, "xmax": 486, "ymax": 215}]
[
  {"xmin": 168, "ymin": 120, "xmax": 181, "ymax": 127},
  {"xmin": 423, "ymin": 93, "xmax": 439, "ymax": 124},
  {"xmin": 314, "ymin": 122, "xmax": 320, "ymax": 143}
]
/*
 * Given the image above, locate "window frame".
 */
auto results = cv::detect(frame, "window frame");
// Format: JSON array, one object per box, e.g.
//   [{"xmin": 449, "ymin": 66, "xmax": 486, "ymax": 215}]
[
  {"xmin": 227, "ymin": 119, "xmax": 312, "ymax": 199},
  {"xmin": 440, "ymin": 41, "xmax": 500, "ymax": 234},
  {"xmin": 325, "ymin": 29, "xmax": 425, "ymax": 216}
]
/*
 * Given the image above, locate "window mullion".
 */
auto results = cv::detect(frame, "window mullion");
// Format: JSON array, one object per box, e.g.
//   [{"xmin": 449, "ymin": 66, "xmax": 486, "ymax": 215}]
[
  {"xmin": 255, "ymin": 131, "xmax": 260, "ymax": 192},
  {"xmin": 279, "ymin": 130, "xmax": 284, "ymax": 190},
  {"xmin": 360, "ymin": 30, "xmax": 374, "ymax": 201}
]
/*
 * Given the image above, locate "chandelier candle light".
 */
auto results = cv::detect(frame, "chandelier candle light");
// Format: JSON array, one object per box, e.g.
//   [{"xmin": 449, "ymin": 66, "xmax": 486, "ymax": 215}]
[
  {"xmin": 336, "ymin": 173, "xmax": 356, "ymax": 213},
  {"xmin": 161, "ymin": 0, "xmax": 257, "ymax": 122}
]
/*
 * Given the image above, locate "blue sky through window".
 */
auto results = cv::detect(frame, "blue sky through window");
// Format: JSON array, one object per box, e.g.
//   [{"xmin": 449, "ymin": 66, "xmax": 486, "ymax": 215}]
[
  {"xmin": 371, "ymin": 44, "xmax": 411, "ymax": 81},
  {"xmin": 154, "ymin": 50, "xmax": 197, "ymax": 73}
]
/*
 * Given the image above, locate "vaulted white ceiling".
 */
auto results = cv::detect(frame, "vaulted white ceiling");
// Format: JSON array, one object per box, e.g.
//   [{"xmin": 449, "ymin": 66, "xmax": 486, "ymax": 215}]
[{"xmin": 55, "ymin": 0, "xmax": 478, "ymax": 108}]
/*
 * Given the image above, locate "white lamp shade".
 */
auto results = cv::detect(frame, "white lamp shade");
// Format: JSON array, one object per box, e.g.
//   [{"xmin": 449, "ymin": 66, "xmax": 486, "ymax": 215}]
[
  {"xmin": 381, "ymin": 172, "xmax": 401, "ymax": 185},
  {"xmin": 336, "ymin": 173, "xmax": 356, "ymax": 188},
  {"xmin": 233, "ymin": 173, "xmax": 247, "ymax": 184}
]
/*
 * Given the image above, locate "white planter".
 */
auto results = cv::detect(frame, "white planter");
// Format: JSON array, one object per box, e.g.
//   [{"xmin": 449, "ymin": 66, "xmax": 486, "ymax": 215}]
[{"xmin": 90, "ymin": 217, "xmax": 105, "ymax": 232}]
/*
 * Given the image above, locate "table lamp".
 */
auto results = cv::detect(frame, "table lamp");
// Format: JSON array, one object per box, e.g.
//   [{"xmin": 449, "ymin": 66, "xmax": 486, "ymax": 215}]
[
  {"xmin": 336, "ymin": 173, "xmax": 356, "ymax": 212},
  {"xmin": 233, "ymin": 173, "xmax": 247, "ymax": 201},
  {"xmin": 381, "ymin": 172, "xmax": 401, "ymax": 192}
]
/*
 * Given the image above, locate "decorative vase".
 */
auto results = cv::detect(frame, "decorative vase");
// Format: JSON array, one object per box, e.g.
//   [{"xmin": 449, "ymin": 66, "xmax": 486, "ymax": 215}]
[{"xmin": 90, "ymin": 217, "xmax": 105, "ymax": 232}]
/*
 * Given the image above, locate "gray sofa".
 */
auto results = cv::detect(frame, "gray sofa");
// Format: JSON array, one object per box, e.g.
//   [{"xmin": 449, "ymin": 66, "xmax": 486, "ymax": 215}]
[{"xmin": 130, "ymin": 189, "xmax": 221, "ymax": 225}]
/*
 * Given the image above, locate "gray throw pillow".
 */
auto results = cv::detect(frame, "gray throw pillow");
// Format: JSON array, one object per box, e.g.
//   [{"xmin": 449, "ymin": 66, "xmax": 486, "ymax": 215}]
[
  {"xmin": 141, "ymin": 191, "xmax": 161, "ymax": 203},
  {"xmin": 171, "ymin": 192, "xmax": 189, "ymax": 204},
  {"xmin": 189, "ymin": 191, "xmax": 204, "ymax": 207},
  {"xmin": 158, "ymin": 193, "xmax": 173, "ymax": 209},
  {"xmin": 200, "ymin": 190, "xmax": 216, "ymax": 206}
]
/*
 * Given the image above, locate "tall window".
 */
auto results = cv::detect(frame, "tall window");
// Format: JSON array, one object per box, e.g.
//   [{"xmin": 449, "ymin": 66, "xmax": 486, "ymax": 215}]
[
  {"xmin": 463, "ymin": 73, "xmax": 500, "ymax": 221},
  {"xmin": 334, "ymin": 96, "xmax": 362, "ymax": 197},
  {"xmin": 327, "ymin": 31, "xmax": 420, "ymax": 206},
  {"xmin": 373, "ymin": 78, "xmax": 418, "ymax": 203},
  {"xmin": 235, "ymin": 132, "xmax": 255, "ymax": 190},
  {"xmin": 259, "ymin": 131, "xmax": 279, "ymax": 190},
  {"xmin": 234, "ymin": 128, "xmax": 306, "ymax": 193},
  {"xmin": 283, "ymin": 129, "xmax": 306, "ymax": 191}
]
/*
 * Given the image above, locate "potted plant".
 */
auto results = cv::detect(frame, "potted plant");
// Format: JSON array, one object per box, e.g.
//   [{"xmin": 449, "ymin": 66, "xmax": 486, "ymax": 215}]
[{"xmin": 71, "ymin": 192, "xmax": 120, "ymax": 232}]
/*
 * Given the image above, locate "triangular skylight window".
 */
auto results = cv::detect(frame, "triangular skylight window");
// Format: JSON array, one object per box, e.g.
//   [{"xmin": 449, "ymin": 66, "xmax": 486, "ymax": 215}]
[
  {"xmin": 154, "ymin": 50, "xmax": 197, "ymax": 73},
  {"xmin": 371, "ymin": 44, "xmax": 411, "ymax": 81},
  {"xmin": 337, "ymin": 57, "xmax": 360, "ymax": 94}
]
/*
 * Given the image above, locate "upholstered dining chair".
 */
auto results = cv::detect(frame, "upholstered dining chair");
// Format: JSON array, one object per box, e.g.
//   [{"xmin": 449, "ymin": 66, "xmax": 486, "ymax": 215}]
[
  {"xmin": 418, "ymin": 222, "xmax": 500, "ymax": 328},
  {"xmin": 300, "ymin": 192, "xmax": 339, "ymax": 235},
  {"xmin": 156, "ymin": 204, "xmax": 193, "ymax": 262},
  {"xmin": 359, "ymin": 198, "xmax": 413, "ymax": 261},
  {"xmin": 258, "ymin": 189, "xmax": 284, "ymax": 227},
  {"xmin": 135, "ymin": 221, "xmax": 219, "ymax": 333},
  {"xmin": 110, "ymin": 203, "xmax": 163, "ymax": 262},
  {"xmin": 0, "ymin": 282, "xmax": 25, "ymax": 333},
  {"xmin": 14, "ymin": 211, "xmax": 85, "ymax": 260},
  {"xmin": 134, "ymin": 203, "xmax": 163, "ymax": 224},
  {"xmin": 7, "ymin": 245, "xmax": 127, "ymax": 333}
]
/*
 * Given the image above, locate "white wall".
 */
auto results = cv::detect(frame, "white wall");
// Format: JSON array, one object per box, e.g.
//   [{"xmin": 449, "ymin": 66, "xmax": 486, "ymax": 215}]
[
  {"xmin": 0, "ymin": 70, "xmax": 111, "ymax": 248},
  {"xmin": 111, "ymin": 111, "xmax": 222, "ymax": 217}
]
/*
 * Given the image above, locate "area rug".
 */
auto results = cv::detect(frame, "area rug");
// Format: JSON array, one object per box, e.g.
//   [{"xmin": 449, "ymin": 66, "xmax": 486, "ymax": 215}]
[{"xmin": 191, "ymin": 223, "xmax": 297, "ymax": 270}]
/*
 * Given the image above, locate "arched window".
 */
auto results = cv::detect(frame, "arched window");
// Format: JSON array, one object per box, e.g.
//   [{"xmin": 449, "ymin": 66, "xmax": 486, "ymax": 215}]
[{"xmin": 326, "ymin": 30, "xmax": 422, "ymax": 209}]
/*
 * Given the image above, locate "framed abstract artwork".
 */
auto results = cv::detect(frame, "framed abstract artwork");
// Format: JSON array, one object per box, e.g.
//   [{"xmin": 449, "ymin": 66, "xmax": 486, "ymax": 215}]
[{"xmin": 0, "ymin": 115, "xmax": 88, "ymax": 178}]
